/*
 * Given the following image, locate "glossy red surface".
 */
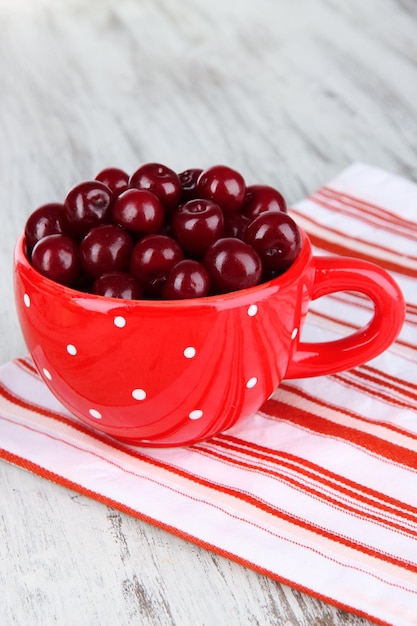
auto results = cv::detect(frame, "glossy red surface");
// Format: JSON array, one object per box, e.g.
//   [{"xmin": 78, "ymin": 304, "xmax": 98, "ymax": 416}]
[{"xmin": 14, "ymin": 230, "xmax": 405, "ymax": 446}]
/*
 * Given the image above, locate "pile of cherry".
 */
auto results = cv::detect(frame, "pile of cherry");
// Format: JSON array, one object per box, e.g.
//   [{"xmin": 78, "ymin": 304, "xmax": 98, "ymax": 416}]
[{"xmin": 24, "ymin": 163, "xmax": 302, "ymax": 300}]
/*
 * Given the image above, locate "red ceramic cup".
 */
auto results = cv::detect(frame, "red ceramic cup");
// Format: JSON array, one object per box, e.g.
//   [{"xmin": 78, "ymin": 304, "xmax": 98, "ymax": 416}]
[{"xmin": 14, "ymin": 230, "xmax": 405, "ymax": 446}]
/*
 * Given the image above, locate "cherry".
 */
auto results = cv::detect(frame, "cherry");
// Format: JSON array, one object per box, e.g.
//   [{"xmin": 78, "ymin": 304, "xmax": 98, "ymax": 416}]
[
  {"xmin": 223, "ymin": 212, "xmax": 250, "ymax": 240},
  {"xmin": 244, "ymin": 212, "xmax": 301, "ymax": 277},
  {"xmin": 171, "ymin": 199, "xmax": 224, "ymax": 257},
  {"xmin": 130, "ymin": 234, "xmax": 184, "ymax": 297},
  {"xmin": 95, "ymin": 167, "xmax": 129, "ymax": 195},
  {"xmin": 24, "ymin": 203, "xmax": 69, "ymax": 253},
  {"xmin": 64, "ymin": 180, "xmax": 113, "ymax": 237},
  {"xmin": 242, "ymin": 184, "xmax": 287, "ymax": 220},
  {"xmin": 112, "ymin": 188, "xmax": 164, "ymax": 236},
  {"xmin": 197, "ymin": 165, "xmax": 246, "ymax": 212},
  {"xmin": 79, "ymin": 224, "xmax": 133, "ymax": 278},
  {"xmin": 129, "ymin": 163, "xmax": 182, "ymax": 214},
  {"xmin": 162, "ymin": 259, "xmax": 210, "ymax": 299},
  {"xmin": 31, "ymin": 234, "xmax": 80, "ymax": 286},
  {"xmin": 24, "ymin": 163, "xmax": 300, "ymax": 299},
  {"xmin": 178, "ymin": 168, "xmax": 203, "ymax": 202},
  {"xmin": 203, "ymin": 238, "xmax": 262, "ymax": 293},
  {"xmin": 93, "ymin": 271, "xmax": 142, "ymax": 300}
]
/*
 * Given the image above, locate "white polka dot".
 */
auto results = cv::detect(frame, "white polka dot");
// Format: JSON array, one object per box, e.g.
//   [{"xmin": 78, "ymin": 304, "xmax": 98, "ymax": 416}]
[
  {"xmin": 114, "ymin": 316, "xmax": 126, "ymax": 328},
  {"xmin": 132, "ymin": 388, "xmax": 147, "ymax": 401},
  {"xmin": 246, "ymin": 377, "xmax": 258, "ymax": 389},
  {"xmin": 183, "ymin": 346, "xmax": 196, "ymax": 359},
  {"xmin": 89, "ymin": 408, "xmax": 102, "ymax": 419},
  {"xmin": 66, "ymin": 344, "xmax": 77, "ymax": 356},
  {"xmin": 188, "ymin": 409, "xmax": 203, "ymax": 420},
  {"xmin": 247, "ymin": 304, "xmax": 258, "ymax": 317},
  {"xmin": 291, "ymin": 327, "xmax": 299, "ymax": 340},
  {"xmin": 42, "ymin": 368, "xmax": 52, "ymax": 381},
  {"xmin": 23, "ymin": 293, "xmax": 31, "ymax": 308}
]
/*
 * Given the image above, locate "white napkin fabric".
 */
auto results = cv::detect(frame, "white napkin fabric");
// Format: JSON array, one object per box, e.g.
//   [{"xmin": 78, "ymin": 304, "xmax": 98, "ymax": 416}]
[{"xmin": 1, "ymin": 163, "xmax": 416, "ymax": 626}]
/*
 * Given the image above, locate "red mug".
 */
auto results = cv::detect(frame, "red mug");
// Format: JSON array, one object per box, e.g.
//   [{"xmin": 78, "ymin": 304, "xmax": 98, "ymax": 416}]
[{"xmin": 14, "ymin": 229, "xmax": 405, "ymax": 446}]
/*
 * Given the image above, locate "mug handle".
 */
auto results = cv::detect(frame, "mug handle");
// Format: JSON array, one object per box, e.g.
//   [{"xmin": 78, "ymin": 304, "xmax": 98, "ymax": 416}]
[{"xmin": 284, "ymin": 256, "xmax": 405, "ymax": 379}]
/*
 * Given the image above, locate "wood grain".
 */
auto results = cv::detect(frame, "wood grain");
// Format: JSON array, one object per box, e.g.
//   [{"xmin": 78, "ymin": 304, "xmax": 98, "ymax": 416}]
[{"xmin": 1, "ymin": 0, "xmax": 416, "ymax": 623}]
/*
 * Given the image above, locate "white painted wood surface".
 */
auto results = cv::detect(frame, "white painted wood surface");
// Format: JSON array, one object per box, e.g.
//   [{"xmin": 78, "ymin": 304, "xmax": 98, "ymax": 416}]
[{"xmin": 1, "ymin": 1, "xmax": 416, "ymax": 624}]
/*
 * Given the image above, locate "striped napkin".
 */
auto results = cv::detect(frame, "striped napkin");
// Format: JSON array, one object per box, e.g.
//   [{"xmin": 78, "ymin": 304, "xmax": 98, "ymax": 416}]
[{"xmin": 1, "ymin": 163, "xmax": 416, "ymax": 626}]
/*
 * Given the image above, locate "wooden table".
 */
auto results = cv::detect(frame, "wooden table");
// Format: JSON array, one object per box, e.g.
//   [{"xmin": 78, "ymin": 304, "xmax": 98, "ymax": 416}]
[{"xmin": 1, "ymin": 1, "xmax": 416, "ymax": 624}]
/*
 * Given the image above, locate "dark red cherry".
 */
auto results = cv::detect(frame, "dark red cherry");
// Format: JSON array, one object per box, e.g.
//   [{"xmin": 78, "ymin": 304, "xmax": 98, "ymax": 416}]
[
  {"xmin": 178, "ymin": 168, "xmax": 203, "ymax": 202},
  {"xmin": 162, "ymin": 260, "xmax": 210, "ymax": 299},
  {"xmin": 130, "ymin": 234, "xmax": 184, "ymax": 297},
  {"xmin": 31, "ymin": 234, "xmax": 80, "ymax": 286},
  {"xmin": 223, "ymin": 212, "xmax": 250, "ymax": 240},
  {"xmin": 93, "ymin": 271, "xmax": 142, "ymax": 300},
  {"xmin": 203, "ymin": 238, "xmax": 262, "ymax": 293},
  {"xmin": 244, "ymin": 212, "xmax": 301, "ymax": 276},
  {"xmin": 24, "ymin": 203, "xmax": 69, "ymax": 253},
  {"xmin": 95, "ymin": 167, "xmax": 129, "ymax": 195},
  {"xmin": 197, "ymin": 165, "xmax": 246, "ymax": 212},
  {"xmin": 129, "ymin": 163, "xmax": 182, "ymax": 214},
  {"xmin": 79, "ymin": 224, "xmax": 133, "ymax": 278},
  {"xmin": 171, "ymin": 199, "xmax": 224, "ymax": 257},
  {"xmin": 112, "ymin": 188, "xmax": 164, "ymax": 236},
  {"xmin": 242, "ymin": 184, "xmax": 287, "ymax": 220},
  {"xmin": 64, "ymin": 180, "xmax": 113, "ymax": 237}
]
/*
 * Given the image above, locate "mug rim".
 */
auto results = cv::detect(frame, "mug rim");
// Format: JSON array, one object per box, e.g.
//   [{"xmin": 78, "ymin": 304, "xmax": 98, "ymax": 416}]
[{"xmin": 14, "ymin": 228, "xmax": 312, "ymax": 308}]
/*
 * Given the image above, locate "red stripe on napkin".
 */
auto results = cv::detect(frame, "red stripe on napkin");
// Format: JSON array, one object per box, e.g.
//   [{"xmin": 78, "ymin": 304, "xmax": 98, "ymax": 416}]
[{"xmin": 312, "ymin": 190, "xmax": 417, "ymax": 240}]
